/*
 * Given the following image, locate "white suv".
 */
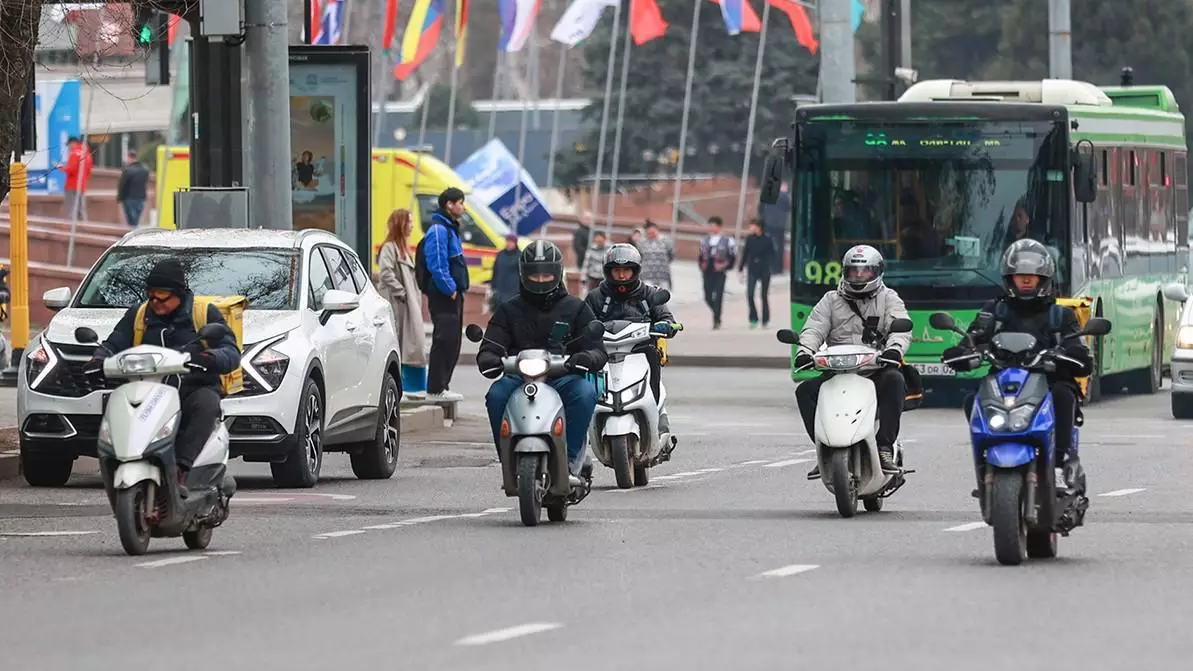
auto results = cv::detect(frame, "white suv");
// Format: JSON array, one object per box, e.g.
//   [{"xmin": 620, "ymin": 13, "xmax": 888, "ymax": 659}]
[{"xmin": 17, "ymin": 228, "xmax": 403, "ymax": 488}]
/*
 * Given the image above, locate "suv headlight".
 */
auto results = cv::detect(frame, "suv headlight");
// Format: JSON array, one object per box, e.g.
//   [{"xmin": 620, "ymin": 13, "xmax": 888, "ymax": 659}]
[
  {"xmin": 1178, "ymin": 325, "xmax": 1193, "ymax": 350},
  {"xmin": 25, "ymin": 341, "xmax": 57, "ymax": 389},
  {"xmin": 249, "ymin": 344, "xmax": 290, "ymax": 390}
]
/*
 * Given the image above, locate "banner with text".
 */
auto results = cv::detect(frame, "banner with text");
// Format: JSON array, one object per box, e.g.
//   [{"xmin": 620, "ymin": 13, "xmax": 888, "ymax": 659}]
[{"xmin": 454, "ymin": 139, "xmax": 552, "ymax": 236}]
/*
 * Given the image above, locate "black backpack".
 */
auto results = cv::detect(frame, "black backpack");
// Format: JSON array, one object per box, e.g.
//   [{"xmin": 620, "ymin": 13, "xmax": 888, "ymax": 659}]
[{"xmin": 414, "ymin": 236, "xmax": 431, "ymax": 293}]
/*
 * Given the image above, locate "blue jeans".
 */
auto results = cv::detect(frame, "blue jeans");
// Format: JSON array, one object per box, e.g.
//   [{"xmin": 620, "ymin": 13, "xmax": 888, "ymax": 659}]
[
  {"xmin": 122, "ymin": 199, "xmax": 145, "ymax": 227},
  {"xmin": 485, "ymin": 374, "xmax": 597, "ymax": 464}
]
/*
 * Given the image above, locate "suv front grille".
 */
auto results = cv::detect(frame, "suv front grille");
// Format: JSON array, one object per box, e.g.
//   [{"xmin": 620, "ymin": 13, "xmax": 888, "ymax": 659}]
[{"xmin": 36, "ymin": 343, "xmax": 120, "ymax": 398}]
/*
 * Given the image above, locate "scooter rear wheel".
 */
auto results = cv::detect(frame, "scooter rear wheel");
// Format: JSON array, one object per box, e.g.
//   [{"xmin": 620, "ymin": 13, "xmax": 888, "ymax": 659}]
[
  {"xmin": 115, "ymin": 484, "xmax": 152, "ymax": 556},
  {"xmin": 184, "ymin": 526, "xmax": 213, "ymax": 550}
]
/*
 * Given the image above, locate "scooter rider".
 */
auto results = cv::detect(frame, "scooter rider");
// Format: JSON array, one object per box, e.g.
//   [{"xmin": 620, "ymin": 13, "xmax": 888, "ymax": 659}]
[
  {"xmin": 796, "ymin": 245, "xmax": 910, "ymax": 477},
  {"xmin": 941, "ymin": 239, "xmax": 1090, "ymax": 492},
  {"xmin": 584, "ymin": 244, "xmax": 677, "ymax": 431},
  {"xmin": 478, "ymin": 240, "xmax": 609, "ymax": 479},
  {"xmin": 83, "ymin": 259, "xmax": 241, "ymax": 493}
]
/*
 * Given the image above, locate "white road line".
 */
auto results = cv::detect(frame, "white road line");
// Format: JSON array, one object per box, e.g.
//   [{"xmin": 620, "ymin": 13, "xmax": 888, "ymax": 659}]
[
  {"xmin": 664, "ymin": 471, "xmax": 704, "ymax": 478},
  {"xmin": 312, "ymin": 530, "xmax": 367, "ymax": 539},
  {"xmin": 795, "ymin": 449, "xmax": 817, "ymax": 456},
  {"xmin": 756, "ymin": 564, "xmax": 820, "ymax": 579},
  {"xmin": 136, "ymin": 556, "xmax": 207, "ymax": 569},
  {"xmin": 362, "ymin": 523, "xmax": 404, "ymax": 530},
  {"xmin": 402, "ymin": 515, "xmax": 455, "ymax": 524},
  {"xmin": 482, "ymin": 507, "xmax": 513, "ymax": 514},
  {"xmin": 1091, "ymin": 435, "xmax": 1164, "ymax": 440},
  {"xmin": 944, "ymin": 522, "xmax": 987, "ymax": 532},
  {"xmin": 455, "ymin": 623, "xmax": 563, "ymax": 647},
  {"xmin": 234, "ymin": 497, "xmax": 297, "ymax": 504},
  {"xmin": 763, "ymin": 458, "xmax": 814, "ymax": 469},
  {"xmin": 695, "ymin": 467, "xmax": 724, "ymax": 473},
  {"xmin": 0, "ymin": 530, "xmax": 100, "ymax": 537},
  {"xmin": 737, "ymin": 459, "xmax": 771, "ymax": 466},
  {"xmin": 203, "ymin": 550, "xmax": 241, "ymax": 556},
  {"xmin": 1098, "ymin": 488, "xmax": 1147, "ymax": 497}
]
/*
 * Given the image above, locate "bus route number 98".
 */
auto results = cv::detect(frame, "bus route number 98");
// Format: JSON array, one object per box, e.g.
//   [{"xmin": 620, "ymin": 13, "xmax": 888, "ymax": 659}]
[{"xmin": 804, "ymin": 260, "xmax": 841, "ymax": 286}]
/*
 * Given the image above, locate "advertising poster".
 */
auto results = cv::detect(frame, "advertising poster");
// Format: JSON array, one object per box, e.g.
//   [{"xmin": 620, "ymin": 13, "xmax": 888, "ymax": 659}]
[
  {"xmin": 26, "ymin": 78, "xmax": 81, "ymax": 194},
  {"xmin": 454, "ymin": 139, "xmax": 553, "ymax": 236},
  {"xmin": 288, "ymin": 46, "xmax": 371, "ymax": 262}
]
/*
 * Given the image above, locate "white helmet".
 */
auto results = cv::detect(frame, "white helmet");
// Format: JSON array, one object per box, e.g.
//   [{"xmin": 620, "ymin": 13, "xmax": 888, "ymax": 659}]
[{"xmin": 839, "ymin": 245, "xmax": 885, "ymax": 298}]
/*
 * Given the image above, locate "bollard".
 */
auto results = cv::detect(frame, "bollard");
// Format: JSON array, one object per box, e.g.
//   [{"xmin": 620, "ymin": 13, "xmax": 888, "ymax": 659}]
[{"xmin": 1, "ymin": 162, "xmax": 30, "ymax": 386}]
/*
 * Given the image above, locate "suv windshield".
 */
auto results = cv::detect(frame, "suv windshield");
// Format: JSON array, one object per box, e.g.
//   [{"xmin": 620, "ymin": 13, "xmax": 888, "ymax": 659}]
[
  {"xmin": 76, "ymin": 247, "xmax": 300, "ymax": 310},
  {"xmin": 793, "ymin": 118, "xmax": 1070, "ymax": 302}
]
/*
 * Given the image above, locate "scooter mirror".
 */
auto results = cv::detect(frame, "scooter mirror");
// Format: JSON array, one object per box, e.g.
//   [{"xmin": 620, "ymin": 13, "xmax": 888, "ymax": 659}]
[
  {"xmin": 197, "ymin": 323, "xmax": 232, "ymax": 341},
  {"xmin": 928, "ymin": 312, "xmax": 957, "ymax": 332},
  {"xmin": 889, "ymin": 318, "xmax": 914, "ymax": 334},
  {"xmin": 464, "ymin": 324, "xmax": 485, "ymax": 343},
  {"xmin": 1081, "ymin": 317, "xmax": 1112, "ymax": 337},
  {"xmin": 74, "ymin": 327, "xmax": 99, "ymax": 344},
  {"xmin": 775, "ymin": 329, "xmax": 799, "ymax": 345},
  {"xmin": 649, "ymin": 289, "xmax": 672, "ymax": 306}
]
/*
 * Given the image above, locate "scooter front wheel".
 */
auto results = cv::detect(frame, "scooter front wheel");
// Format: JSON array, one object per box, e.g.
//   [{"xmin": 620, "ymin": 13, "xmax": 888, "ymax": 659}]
[
  {"xmin": 830, "ymin": 450, "xmax": 857, "ymax": 518},
  {"xmin": 991, "ymin": 469, "xmax": 1027, "ymax": 566},
  {"xmin": 610, "ymin": 436, "xmax": 633, "ymax": 489},
  {"xmin": 517, "ymin": 454, "xmax": 544, "ymax": 527},
  {"xmin": 115, "ymin": 484, "xmax": 153, "ymax": 556}
]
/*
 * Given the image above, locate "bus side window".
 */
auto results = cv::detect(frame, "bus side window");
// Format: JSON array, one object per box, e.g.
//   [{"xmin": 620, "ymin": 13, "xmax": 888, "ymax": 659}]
[{"xmin": 1176, "ymin": 152, "xmax": 1188, "ymax": 249}]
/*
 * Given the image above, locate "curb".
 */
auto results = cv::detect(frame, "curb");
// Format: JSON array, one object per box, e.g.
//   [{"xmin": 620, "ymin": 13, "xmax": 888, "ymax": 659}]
[
  {"xmin": 401, "ymin": 405, "xmax": 446, "ymax": 433},
  {"xmin": 456, "ymin": 352, "xmax": 791, "ymax": 370},
  {"xmin": 0, "ymin": 452, "xmax": 18, "ymax": 481}
]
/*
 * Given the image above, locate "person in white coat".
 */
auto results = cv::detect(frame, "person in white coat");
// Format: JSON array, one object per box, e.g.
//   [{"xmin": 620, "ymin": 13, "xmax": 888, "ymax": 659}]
[
  {"xmin": 794, "ymin": 245, "xmax": 911, "ymax": 478},
  {"xmin": 377, "ymin": 209, "xmax": 428, "ymax": 399}
]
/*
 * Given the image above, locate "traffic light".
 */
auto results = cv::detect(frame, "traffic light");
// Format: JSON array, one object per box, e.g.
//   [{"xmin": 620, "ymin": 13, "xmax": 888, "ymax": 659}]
[
  {"xmin": 138, "ymin": 10, "xmax": 171, "ymax": 87},
  {"xmin": 134, "ymin": 7, "xmax": 155, "ymax": 48}
]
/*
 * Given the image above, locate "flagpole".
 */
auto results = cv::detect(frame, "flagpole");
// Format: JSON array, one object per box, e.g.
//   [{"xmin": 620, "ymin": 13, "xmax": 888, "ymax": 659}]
[
  {"xmin": 734, "ymin": 0, "xmax": 771, "ymax": 242},
  {"xmin": 487, "ymin": 53, "xmax": 504, "ymax": 142},
  {"xmin": 670, "ymin": 0, "xmax": 702, "ymax": 237},
  {"xmin": 514, "ymin": 43, "xmax": 535, "ymax": 224},
  {"xmin": 589, "ymin": 0, "xmax": 622, "ymax": 224},
  {"xmin": 604, "ymin": 1, "xmax": 634, "ymax": 236},
  {"xmin": 411, "ymin": 80, "xmax": 435, "ymax": 211},
  {"xmin": 544, "ymin": 43, "xmax": 567, "ymax": 189},
  {"xmin": 373, "ymin": 51, "xmax": 397, "ymax": 149},
  {"xmin": 444, "ymin": 43, "xmax": 460, "ymax": 164}
]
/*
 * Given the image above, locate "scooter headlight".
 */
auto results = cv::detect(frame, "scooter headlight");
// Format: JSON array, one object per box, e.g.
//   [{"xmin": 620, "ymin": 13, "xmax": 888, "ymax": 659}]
[
  {"xmin": 985, "ymin": 408, "xmax": 1009, "ymax": 431},
  {"xmin": 1007, "ymin": 404, "xmax": 1037, "ymax": 432},
  {"xmin": 153, "ymin": 412, "xmax": 180, "ymax": 443},
  {"xmin": 119, "ymin": 353, "xmax": 161, "ymax": 374},
  {"xmin": 517, "ymin": 357, "xmax": 549, "ymax": 379}
]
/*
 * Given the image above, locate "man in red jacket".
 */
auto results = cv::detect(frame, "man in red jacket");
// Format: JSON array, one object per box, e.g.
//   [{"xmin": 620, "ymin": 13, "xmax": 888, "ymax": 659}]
[{"xmin": 59, "ymin": 136, "xmax": 93, "ymax": 221}]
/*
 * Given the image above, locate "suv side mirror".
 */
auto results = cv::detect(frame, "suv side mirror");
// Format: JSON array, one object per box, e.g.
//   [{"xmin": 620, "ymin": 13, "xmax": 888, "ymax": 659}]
[{"xmin": 43, "ymin": 286, "xmax": 72, "ymax": 311}]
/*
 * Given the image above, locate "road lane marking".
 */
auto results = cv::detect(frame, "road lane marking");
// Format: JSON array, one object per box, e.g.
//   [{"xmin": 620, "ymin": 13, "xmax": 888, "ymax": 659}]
[
  {"xmin": 944, "ymin": 522, "xmax": 987, "ymax": 532},
  {"xmin": 1098, "ymin": 488, "xmax": 1146, "ymax": 497},
  {"xmin": 234, "ymin": 497, "xmax": 297, "ymax": 504},
  {"xmin": 316, "ymin": 508, "xmax": 517, "ymax": 538},
  {"xmin": 737, "ymin": 459, "xmax": 771, "ymax": 466},
  {"xmin": 312, "ymin": 530, "xmax": 367, "ymax": 539},
  {"xmin": 695, "ymin": 467, "xmax": 724, "ymax": 473},
  {"xmin": 795, "ymin": 449, "xmax": 817, "ymax": 455},
  {"xmin": 763, "ymin": 458, "xmax": 814, "ymax": 469},
  {"xmin": 455, "ymin": 623, "xmax": 563, "ymax": 647},
  {"xmin": 203, "ymin": 550, "xmax": 241, "ymax": 556},
  {"xmin": 482, "ymin": 507, "xmax": 514, "ymax": 514},
  {"xmin": 136, "ymin": 556, "xmax": 207, "ymax": 569},
  {"xmin": 0, "ymin": 530, "xmax": 100, "ymax": 537},
  {"xmin": 756, "ymin": 564, "xmax": 819, "ymax": 579}
]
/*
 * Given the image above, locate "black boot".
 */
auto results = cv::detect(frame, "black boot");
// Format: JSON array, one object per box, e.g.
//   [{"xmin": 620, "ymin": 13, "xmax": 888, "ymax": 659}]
[
  {"xmin": 807, "ymin": 464, "xmax": 821, "ymax": 480},
  {"xmin": 878, "ymin": 446, "xmax": 899, "ymax": 474}
]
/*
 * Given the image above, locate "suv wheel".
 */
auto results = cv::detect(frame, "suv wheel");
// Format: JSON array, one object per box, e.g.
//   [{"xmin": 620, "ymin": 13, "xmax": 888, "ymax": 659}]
[
  {"xmin": 270, "ymin": 378, "xmax": 324, "ymax": 488},
  {"xmin": 21, "ymin": 450, "xmax": 73, "ymax": 487},
  {"xmin": 350, "ymin": 374, "xmax": 401, "ymax": 480}
]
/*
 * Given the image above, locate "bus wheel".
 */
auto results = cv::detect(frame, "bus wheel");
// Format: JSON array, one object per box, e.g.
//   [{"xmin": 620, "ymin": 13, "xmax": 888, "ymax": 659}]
[{"xmin": 1127, "ymin": 308, "xmax": 1163, "ymax": 395}]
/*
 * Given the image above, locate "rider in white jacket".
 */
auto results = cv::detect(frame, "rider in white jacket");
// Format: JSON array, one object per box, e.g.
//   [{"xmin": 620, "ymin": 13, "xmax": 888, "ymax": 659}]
[{"xmin": 796, "ymin": 245, "xmax": 911, "ymax": 479}]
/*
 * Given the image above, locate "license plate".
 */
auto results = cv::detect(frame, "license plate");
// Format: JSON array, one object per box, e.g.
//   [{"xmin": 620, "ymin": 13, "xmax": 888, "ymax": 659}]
[{"xmin": 912, "ymin": 362, "xmax": 956, "ymax": 377}]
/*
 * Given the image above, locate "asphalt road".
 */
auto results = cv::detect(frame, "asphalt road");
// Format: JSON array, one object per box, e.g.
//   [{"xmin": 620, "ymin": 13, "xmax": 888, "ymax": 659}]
[{"xmin": 2, "ymin": 368, "xmax": 1192, "ymax": 669}]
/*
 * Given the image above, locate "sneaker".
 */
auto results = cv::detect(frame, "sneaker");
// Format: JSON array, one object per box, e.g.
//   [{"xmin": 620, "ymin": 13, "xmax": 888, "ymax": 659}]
[
  {"xmin": 878, "ymin": 446, "xmax": 899, "ymax": 474},
  {"xmin": 1061, "ymin": 454, "xmax": 1086, "ymax": 494},
  {"xmin": 426, "ymin": 391, "xmax": 463, "ymax": 402},
  {"xmin": 177, "ymin": 468, "xmax": 190, "ymax": 499},
  {"xmin": 658, "ymin": 410, "xmax": 670, "ymax": 434},
  {"xmin": 749, "ymin": 321, "xmax": 758, "ymax": 329},
  {"xmin": 807, "ymin": 465, "xmax": 821, "ymax": 480},
  {"xmin": 404, "ymin": 390, "xmax": 427, "ymax": 401}
]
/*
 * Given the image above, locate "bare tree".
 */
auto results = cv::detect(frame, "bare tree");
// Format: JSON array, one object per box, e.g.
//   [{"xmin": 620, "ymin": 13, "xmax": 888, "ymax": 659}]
[{"xmin": 0, "ymin": 0, "xmax": 43, "ymax": 204}]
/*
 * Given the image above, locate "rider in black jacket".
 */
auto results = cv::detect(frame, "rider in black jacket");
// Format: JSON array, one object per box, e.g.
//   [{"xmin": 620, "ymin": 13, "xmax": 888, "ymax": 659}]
[
  {"xmin": 584, "ymin": 244, "xmax": 677, "ymax": 429},
  {"xmin": 942, "ymin": 240, "xmax": 1091, "ymax": 492},
  {"xmin": 478, "ymin": 240, "xmax": 609, "ymax": 478}
]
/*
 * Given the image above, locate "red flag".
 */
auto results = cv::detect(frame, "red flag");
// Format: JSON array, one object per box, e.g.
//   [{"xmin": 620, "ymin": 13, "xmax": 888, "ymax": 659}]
[
  {"xmin": 768, "ymin": 0, "xmax": 818, "ymax": 54},
  {"xmin": 630, "ymin": 0, "xmax": 668, "ymax": 45},
  {"xmin": 382, "ymin": 0, "xmax": 400, "ymax": 49},
  {"xmin": 167, "ymin": 14, "xmax": 181, "ymax": 47}
]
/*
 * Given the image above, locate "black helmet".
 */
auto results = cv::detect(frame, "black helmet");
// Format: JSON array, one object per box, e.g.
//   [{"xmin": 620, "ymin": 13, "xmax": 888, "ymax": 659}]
[
  {"xmin": 603, "ymin": 243, "xmax": 642, "ymax": 294},
  {"xmin": 1000, "ymin": 239, "xmax": 1055, "ymax": 301},
  {"xmin": 519, "ymin": 239, "xmax": 564, "ymax": 296}
]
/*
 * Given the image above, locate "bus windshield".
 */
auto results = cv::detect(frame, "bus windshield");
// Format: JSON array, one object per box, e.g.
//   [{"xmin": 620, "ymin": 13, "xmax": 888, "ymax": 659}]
[{"xmin": 793, "ymin": 119, "xmax": 1070, "ymax": 303}]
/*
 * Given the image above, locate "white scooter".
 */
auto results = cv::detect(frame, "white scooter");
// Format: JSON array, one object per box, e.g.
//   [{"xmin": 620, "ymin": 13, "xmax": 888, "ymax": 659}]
[
  {"xmin": 75, "ymin": 324, "xmax": 238, "ymax": 556},
  {"xmin": 776, "ymin": 317, "xmax": 915, "ymax": 518},
  {"xmin": 591, "ymin": 292, "xmax": 682, "ymax": 489}
]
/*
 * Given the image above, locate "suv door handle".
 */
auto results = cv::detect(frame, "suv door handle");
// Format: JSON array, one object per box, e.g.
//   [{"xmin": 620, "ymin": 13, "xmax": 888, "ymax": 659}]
[
  {"xmin": 345, "ymin": 321, "xmax": 358, "ymax": 332},
  {"xmin": 372, "ymin": 316, "xmax": 387, "ymax": 326}
]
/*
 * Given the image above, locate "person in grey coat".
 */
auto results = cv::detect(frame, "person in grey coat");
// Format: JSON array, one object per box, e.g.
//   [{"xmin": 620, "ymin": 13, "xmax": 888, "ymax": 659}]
[
  {"xmin": 377, "ymin": 209, "xmax": 428, "ymax": 399},
  {"xmin": 794, "ymin": 245, "xmax": 911, "ymax": 478}
]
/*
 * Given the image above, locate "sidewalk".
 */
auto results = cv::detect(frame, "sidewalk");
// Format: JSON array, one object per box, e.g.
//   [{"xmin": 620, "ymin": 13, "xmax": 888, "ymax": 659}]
[{"xmin": 452, "ymin": 261, "xmax": 794, "ymax": 369}]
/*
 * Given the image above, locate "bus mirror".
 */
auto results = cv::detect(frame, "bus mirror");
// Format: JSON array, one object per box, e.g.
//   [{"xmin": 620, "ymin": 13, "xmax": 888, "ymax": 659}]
[
  {"xmin": 1072, "ymin": 146, "xmax": 1097, "ymax": 204},
  {"xmin": 759, "ymin": 143, "xmax": 786, "ymax": 205}
]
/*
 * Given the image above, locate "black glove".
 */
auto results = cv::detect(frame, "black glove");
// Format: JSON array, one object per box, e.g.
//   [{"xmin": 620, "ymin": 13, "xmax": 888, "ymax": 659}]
[
  {"xmin": 565, "ymin": 352, "xmax": 596, "ymax": 373},
  {"xmin": 942, "ymin": 346, "xmax": 967, "ymax": 362},
  {"xmin": 794, "ymin": 352, "xmax": 814, "ymax": 369},
  {"xmin": 187, "ymin": 351, "xmax": 217, "ymax": 373},
  {"xmin": 477, "ymin": 352, "xmax": 503, "ymax": 379},
  {"xmin": 878, "ymin": 348, "xmax": 902, "ymax": 366},
  {"xmin": 942, "ymin": 346, "xmax": 978, "ymax": 372}
]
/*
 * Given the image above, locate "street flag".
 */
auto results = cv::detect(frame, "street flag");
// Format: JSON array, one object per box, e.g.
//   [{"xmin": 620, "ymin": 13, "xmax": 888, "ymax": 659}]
[
  {"xmin": 382, "ymin": 0, "xmax": 400, "ymax": 49},
  {"xmin": 454, "ymin": 0, "xmax": 469, "ymax": 67},
  {"xmin": 498, "ymin": 0, "xmax": 542, "ymax": 53},
  {"xmin": 768, "ymin": 0, "xmax": 817, "ymax": 54},
  {"xmin": 167, "ymin": 14, "xmax": 181, "ymax": 46},
  {"xmin": 549, "ymin": 0, "xmax": 618, "ymax": 47},
  {"xmin": 629, "ymin": 0, "xmax": 668, "ymax": 45},
  {"xmin": 314, "ymin": 0, "xmax": 344, "ymax": 44},
  {"xmin": 711, "ymin": 0, "xmax": 761, "ymax": 35},
  {"xmin": 394, "ymin": 0, "xmax": 445, "ymax": 80},
  {"xmin": 302, "ymin": 0, "xmax": 321, "ymax": 42}
]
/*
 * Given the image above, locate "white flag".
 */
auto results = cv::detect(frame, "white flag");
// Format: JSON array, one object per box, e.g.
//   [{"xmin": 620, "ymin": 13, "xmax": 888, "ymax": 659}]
[{"xmin": 550, "ymin": 0, "xmax": 619, "ymax": 47}]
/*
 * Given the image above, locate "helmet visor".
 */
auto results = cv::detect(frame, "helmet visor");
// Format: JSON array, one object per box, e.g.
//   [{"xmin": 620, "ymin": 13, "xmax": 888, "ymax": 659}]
[{"xmin": 844, "ymin": 265, "xmax": 878, "ymax": 284}]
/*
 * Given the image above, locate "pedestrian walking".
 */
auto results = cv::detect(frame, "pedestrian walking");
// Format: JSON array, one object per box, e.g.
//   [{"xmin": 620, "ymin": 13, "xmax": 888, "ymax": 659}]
[
  {"xmin": 582, "ymin": 229, "xmax": 609, "ymax": 292},
  {"xmin": 572, "ymin": 214, "xmax": 591, "ymax": 270},
  {"xmin": 697, "ymin": 216, "xmax": 737, "ymax": 329},
  {"xmin": 629, "ymin": 227, "xmax": 644, "ymax": 249},
  {"xmin": 418, "ymin": 187, "xmax": 470, "ymax": 402},
  {"xmin": 117, "ymin": 151, "xmax": 150, "ymax": 228},
  {"xmin": 377, "ymin": 209, "xmax": 428, "ymax": 399},
  {"xmin": 737, "ymin": 218, "xmax": 775, "ymax": 328},
  {"xmin": 638, "ymin": 220, "xmax": 674, "ymax": 291},
  {"xmin": 489, "ymin": 234, "xmax": 521, "ymax": 310},
  {"xmin": 58, "ymin": 136, "xmax": 92, "ymax": 222}
]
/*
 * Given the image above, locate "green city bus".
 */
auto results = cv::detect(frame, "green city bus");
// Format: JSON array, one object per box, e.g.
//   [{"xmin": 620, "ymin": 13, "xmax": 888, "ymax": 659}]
[{"xmin": 761, "ymin": 79, "xmax": 1190, "ymax": 401}]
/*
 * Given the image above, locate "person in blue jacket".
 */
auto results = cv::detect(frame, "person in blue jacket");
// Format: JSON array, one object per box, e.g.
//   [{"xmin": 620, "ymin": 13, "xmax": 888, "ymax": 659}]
[{"xmin": 423, "ymin": 187, "xmax": 471, "ymax": 401}]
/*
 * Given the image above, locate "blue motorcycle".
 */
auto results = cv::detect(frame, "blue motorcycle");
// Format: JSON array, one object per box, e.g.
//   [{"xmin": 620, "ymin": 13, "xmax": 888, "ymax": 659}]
[{"xmin": 929, "ymin": 312, "xmax": 1111, "ymax": 566}]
